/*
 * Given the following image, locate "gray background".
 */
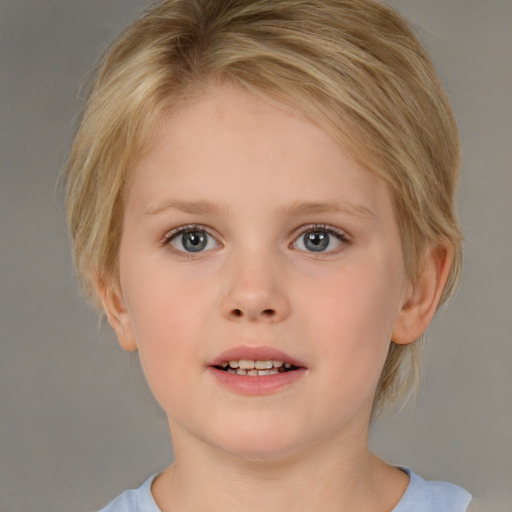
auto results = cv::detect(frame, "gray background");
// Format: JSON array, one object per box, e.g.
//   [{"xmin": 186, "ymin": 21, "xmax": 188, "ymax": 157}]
[{"xmin": 1, "ymin": 1, "xmax": 511, "ymax": 511}]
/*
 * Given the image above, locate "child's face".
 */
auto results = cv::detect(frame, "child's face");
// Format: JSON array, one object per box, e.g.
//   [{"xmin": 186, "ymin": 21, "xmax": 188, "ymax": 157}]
[{"xmin": 109, "ymin": 85, "xmax": 412, "ymax": 460}]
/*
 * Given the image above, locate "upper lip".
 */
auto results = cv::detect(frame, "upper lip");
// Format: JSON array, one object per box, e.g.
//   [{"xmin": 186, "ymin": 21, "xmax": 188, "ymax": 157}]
[{"xmin": 210, "ymin": 345, "xmax": 306, "ymax": 368}]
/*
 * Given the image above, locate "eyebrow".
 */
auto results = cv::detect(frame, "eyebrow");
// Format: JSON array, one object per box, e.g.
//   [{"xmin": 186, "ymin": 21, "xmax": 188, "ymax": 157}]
[
  {"xmin": 144, "ymin": 199, "xmax": 375, "ymax": 220},
  {"xmin": 278, "ymin": 201, "xmax": 375, "ymax": 220},
  {"xmin": 144, "ymin": 200, "xmax": 226, "ymax": 216}
]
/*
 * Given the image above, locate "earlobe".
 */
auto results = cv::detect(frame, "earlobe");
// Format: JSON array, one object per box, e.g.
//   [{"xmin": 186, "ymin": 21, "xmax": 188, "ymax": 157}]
[
  {"xmin": 94, "ymin": 274, "xmax": 138, "ymax": 352},
  {"xmin": 392, "ymin": 245, "xmax": 453, "ymax": 345}
]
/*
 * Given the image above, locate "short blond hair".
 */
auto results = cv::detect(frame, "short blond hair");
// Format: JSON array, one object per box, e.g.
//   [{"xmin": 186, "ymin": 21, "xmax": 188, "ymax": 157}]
[{"xmin": 65, "ymin": 0, "xmax": 462, "ymax": 413}]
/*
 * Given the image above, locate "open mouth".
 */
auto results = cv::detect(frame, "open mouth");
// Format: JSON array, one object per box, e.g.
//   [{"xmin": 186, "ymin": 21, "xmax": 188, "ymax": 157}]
[{"xmin": 214, "ymin": 359, "xmax": 299, "ymax": 376}]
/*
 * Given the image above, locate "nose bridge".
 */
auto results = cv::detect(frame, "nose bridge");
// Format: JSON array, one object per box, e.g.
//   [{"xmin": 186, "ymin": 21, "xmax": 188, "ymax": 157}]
[{"xmin": 221, "ymin": 243, "xmax": 290, "ymax": 323}]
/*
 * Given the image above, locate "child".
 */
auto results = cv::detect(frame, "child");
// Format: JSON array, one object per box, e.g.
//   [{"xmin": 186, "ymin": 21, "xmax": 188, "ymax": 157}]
[{"xmin": 65, "ymin": 0, "xmax": 472, "ymax": 510}]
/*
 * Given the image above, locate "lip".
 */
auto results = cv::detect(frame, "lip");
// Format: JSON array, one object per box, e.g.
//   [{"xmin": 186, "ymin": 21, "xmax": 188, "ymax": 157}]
[
  {"xmin": 210, "ymin": 345, "xmax": 306, "ymax": 368},
  {"xmin": 208, "ymin": 345, "xmax": 307, "ymax": 396}
]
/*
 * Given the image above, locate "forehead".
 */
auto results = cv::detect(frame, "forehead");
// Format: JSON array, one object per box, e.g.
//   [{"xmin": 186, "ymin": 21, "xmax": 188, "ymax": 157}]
[{"xmin": 126, "ymin": 84, "xmax": 392, "ymax": 220}]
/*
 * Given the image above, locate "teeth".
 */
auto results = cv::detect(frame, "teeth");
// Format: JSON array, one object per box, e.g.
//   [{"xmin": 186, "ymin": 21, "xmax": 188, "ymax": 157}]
[
  {"xmin": 255, "ymin": 360, "xmax": 273, "ymax": 369},
  {"xmin": 231, "ymin": 368, "xmax": 282, "ymax": 376},
  {"xmin": 227, "ymin": 359, "xmax": 286, "ymax": 370},
  {"xmin": 220, "ymin": 359, "xmax": 294, "ymax": 376}
]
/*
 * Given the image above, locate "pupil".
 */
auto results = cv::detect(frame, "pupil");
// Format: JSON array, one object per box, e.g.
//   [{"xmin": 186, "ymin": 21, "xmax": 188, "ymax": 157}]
[
  {"xmin": 304, "ymin": 231, "xmax": 329, "ymax": 252},
  {"xmin": 183, "ymin": 232, "xmax": 207, "ymax": 252}
]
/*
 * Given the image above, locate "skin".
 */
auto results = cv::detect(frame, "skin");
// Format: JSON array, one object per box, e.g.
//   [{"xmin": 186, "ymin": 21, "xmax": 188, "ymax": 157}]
[{"xmin": 99, "ymin": 84, "xmax": 452, "ymax": 511}]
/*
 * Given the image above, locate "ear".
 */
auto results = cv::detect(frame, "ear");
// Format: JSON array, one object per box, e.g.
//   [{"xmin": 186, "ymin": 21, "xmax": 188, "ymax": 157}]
[
  {"xmin": 94, "ymin": 274, "xmax": 138, "ymax": 352},
  {"xmin": 392, "ymin": 245, "xmax": 453, "ymax": 345}
]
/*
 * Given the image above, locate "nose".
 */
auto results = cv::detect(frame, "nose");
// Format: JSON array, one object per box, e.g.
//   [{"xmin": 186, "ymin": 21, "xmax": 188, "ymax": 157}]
[{"xmin": 221, "ymin": 251, "xmax": 291, "ymax": 324}]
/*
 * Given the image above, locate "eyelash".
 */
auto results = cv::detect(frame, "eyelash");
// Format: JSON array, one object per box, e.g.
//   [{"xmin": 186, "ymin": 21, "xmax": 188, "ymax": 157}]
[
  {"xmin": 163, "ymin": 224, "xmax": 218, "ymax": 246},
  {"xmin": 162, "ymin": 223, "xmax": 350, "ymax": 254},
  {"xmin": 292, "ymin": 224, "xmax": 350, "ymax": 252}
]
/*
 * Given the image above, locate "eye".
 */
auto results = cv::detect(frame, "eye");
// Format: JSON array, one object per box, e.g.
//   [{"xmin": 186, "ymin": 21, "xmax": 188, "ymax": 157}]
[
  {"xmin": 292, "ymin": 225, "xmax": 348, "ymax": 253},
  {"xmin": 166, "ymin": 226, "xmax": 219, "ymax": 253}
]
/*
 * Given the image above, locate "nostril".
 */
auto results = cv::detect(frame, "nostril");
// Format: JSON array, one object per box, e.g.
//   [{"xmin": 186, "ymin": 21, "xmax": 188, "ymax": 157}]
[{"xmin": 230, "ymin": 308, "xmax": 275, "ymax": 319}]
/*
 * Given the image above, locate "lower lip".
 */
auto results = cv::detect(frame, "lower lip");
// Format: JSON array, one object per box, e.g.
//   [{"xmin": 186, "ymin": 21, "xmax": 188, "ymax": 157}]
[{"xmin": 208, "ymin": 367, "xmax": 307, "ymax": 395}]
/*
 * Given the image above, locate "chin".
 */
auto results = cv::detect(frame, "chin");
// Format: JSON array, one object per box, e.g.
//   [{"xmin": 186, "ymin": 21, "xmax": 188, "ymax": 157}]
[
  {"xmin": 221, "ymin": 442, "xmax": 303, "ymax": 464},
  {"xmin": 207, "ymin": 419, "xmax": 310, "ymax": 463}
]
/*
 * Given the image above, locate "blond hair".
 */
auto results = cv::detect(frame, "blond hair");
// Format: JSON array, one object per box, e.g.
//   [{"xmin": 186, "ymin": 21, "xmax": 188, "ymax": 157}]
[{"xmin": 65, "ymin": 0, "xmax": 462, "ymax": 413}]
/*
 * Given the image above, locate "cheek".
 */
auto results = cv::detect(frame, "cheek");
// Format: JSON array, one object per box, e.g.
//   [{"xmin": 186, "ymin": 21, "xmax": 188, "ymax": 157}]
[
  {"xmin": 119, "ymin": 259, "xmax": 213, "ymax": 403},
  {"xmin": 121, "ymin": 250, "xmax": 212, "ymax": 339},
  {"xmin": 302, "ymin": 263, "xmax": 403, "ymax": 389},
  {"xmin": 304, "ymin": 260, "xmax": 402, "ymax": 340}
]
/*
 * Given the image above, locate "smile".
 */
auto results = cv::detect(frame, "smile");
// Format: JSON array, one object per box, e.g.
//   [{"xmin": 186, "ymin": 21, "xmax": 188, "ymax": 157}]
[
  {"xmin": 208, "ymin": 346, "xmax": 306, "ymax": 395},
  {"xmin": 216, "ymin": 359, "xmax": 297, "ymax": 376}
]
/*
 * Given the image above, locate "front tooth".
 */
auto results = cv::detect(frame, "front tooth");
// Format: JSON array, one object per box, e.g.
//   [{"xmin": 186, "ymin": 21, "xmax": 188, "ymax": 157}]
[
  {"xmin": 229, "ymin": 360, "xmax": 239, "ymax": 368},
  {"xmin": 236, "ymin": 368, "xmax": 247, "ymax": 375},
  {"xmin": 273, "ymin": 360, "xmax": 284, "ymax": 368},
  {"xmin": 269, "ymin": 368, "xmax": 279, "ymax": 375},
  {"xmin": 258, "ymin": 370, "xmax": 270, "ymax": 376},
  {"xmin": 255, "ymin": 360, "xmax": 273, "ymax": 369},
  {"xmin": 247, "ymin": 369, "xmax": 258, "ymax": 376},
  {"xmin": 238, "ymin": 359, "xmax": 255, "ymax": 370}
]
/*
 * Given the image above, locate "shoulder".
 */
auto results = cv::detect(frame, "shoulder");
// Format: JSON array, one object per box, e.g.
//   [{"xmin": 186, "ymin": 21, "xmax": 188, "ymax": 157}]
[
  {"xmin": 393, "ymin": 468, "xmax": 472, "ymax": 512},
  {"xmin": 97, "ymin": 474, "xmax": 160, "ymax": 512}
]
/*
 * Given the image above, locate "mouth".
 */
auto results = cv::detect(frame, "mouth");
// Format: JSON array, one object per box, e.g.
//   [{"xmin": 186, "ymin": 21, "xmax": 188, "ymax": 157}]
[
  {"xmin": 208, "ymin": 346, "xmax": 306, "ymax": 394},
  {"xmin": 214, "ymin": 359, "xmax": 299, "ymax": 376}
]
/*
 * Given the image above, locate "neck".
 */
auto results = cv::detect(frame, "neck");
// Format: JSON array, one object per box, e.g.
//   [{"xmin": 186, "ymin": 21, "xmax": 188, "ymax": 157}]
[{"xmin": 152, "ymin": 421, "xmax": 408, "ymax": 512}]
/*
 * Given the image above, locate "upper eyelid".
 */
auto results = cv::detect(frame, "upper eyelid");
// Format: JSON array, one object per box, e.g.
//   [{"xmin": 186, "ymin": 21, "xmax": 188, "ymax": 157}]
[
  {"xmin": 163, "ymin": 224, "xmax": 218, "ymax": 241},
  {"xmin": 293, "ymin": 223, "xmax": 349, "ymax": 240}
]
